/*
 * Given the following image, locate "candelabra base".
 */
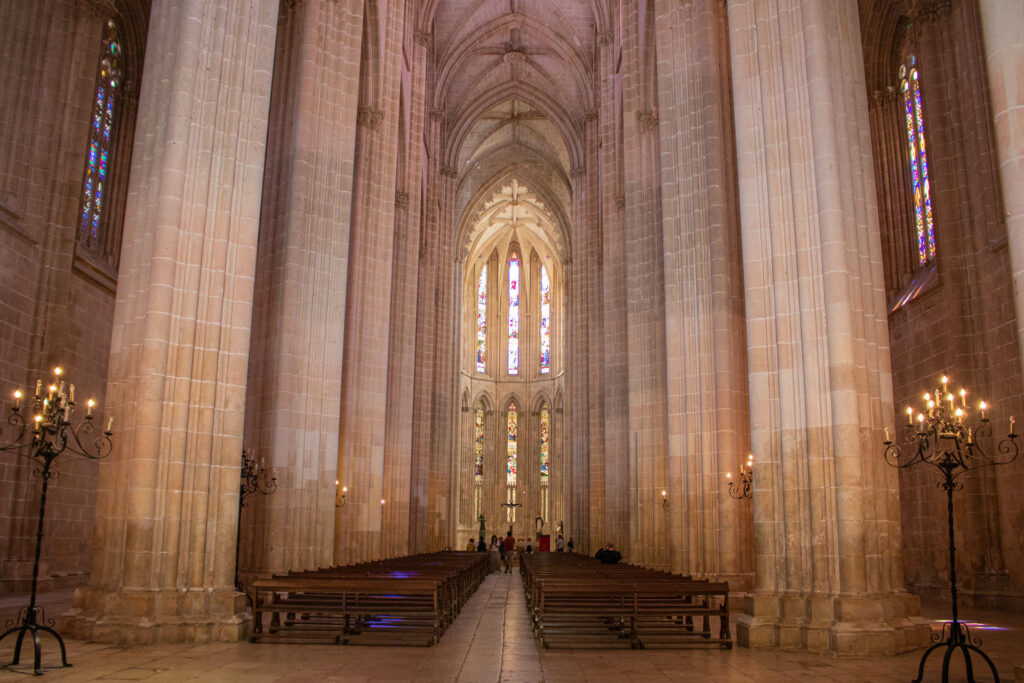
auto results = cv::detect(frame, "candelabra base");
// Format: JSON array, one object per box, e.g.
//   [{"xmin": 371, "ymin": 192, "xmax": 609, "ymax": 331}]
[
  {"xmin": 0, "ymin": 605, "xmax": 71, "ymax": 676},
  {"xmin": 912, "ymin": 620, "xmax": 998, "ymax": 683}
]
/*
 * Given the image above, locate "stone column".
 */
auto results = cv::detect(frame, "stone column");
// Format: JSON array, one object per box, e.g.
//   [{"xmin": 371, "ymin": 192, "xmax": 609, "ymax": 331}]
[
  {"xmin": 66, "ymin": 0, "xmax": 279, "ymax": 643},
  {"xmin": 654, "ymin": 0, "xmax": 751, "ymax": 584},
  {"xmin": 597, "ymin": 27, "xmax": 627, "ymax": 554},
  {"xmin": 241, "ymin": 0, "xmax": 363, "ymax": 579},
  {"xmin": 729, "ymin": 0, "xmax": 928, "ymax": 655},
  {"xmin": 621, "ymin": 0, "xmax": 670, "ymax": 570},
  {"xmin": 381, "ymin": 32, "xmax": 427, "ymax": 555},
  {"xmin": 335, "ymin": 0, "xmax": 403, "ymax": 566},
  {"xmin": 979, "ymin": 1, "xmax": 1024, "ymax": 405}
]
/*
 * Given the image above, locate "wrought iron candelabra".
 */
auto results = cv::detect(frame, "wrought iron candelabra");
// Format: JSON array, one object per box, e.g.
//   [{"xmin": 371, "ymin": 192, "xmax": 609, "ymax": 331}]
[
  {"xmin": 882, "ymin": 375, "xmax": 1018, "ymax": 683},
  {"xmin": 0, "ymin": 367, "xmax": 113, "ymax": 676},
  {"xmin": 235, "ymin": 447, "xmax": 276, "ymax": 592},
  {"xmin": 726, "ymin": 453, "xmax": 754, "ymax": 499}
]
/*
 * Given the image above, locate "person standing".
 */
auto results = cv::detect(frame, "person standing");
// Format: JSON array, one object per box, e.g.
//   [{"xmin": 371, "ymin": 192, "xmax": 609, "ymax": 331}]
[
  {"xmin": 502, "ymin": 531, "xmax": 515, "ymax": 573},
  {"xmin": 556, "ymin": 534, "xmax": 564, "ymax": 552}
]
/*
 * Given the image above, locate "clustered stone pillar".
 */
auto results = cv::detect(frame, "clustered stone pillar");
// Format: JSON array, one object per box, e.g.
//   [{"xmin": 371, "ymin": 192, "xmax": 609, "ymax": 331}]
[
  {"xmin": 728, "ymin": 0, "xmax": 928, "ymax": 655},
  {"xmin": 653, "ymin": 0, "xmax": 752, "ymax": 585},
  {"xmin": 980, "ymin": 1, "xmax": 1024, "ymax": 406},
  {"xmin": 242, "ymin": 0, "xmax": 364, "ymax": 579},
  {"xmin": 65, "ymin": 0, "xmax": 279, "ymax": 643},
  {"xmin": 335, "ymin": 0, "xmax": 404, "ymax": 566}
]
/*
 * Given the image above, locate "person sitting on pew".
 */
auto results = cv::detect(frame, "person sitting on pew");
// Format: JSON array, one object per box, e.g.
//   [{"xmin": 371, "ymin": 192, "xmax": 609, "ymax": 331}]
[
  {"xmin": 466, "ymin": 537, "xmax": 476, "ymax": 551},
  {"xmin": 595, "ymin": 541, "xmax": 622, "ymax": 564}
]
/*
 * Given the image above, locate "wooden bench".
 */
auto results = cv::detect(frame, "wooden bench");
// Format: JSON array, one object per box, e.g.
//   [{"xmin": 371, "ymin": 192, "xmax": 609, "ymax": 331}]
[
  {"xmin": 249, "ymin": 552, "xmax": 488, "ymax": 646},
  {"xmin": 520, "ymin": 554, "xmax": 732, "ymax": 650}
]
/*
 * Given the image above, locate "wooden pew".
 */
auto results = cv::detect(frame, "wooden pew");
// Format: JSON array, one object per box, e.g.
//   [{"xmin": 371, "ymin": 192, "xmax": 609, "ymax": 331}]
[
  {"xmin": 520, "ymin": 554, "xmax": 732, "ymax": 650},
  {"xmin": 249, "ymin": 552, "xmax": 487, "ymax": 646}
]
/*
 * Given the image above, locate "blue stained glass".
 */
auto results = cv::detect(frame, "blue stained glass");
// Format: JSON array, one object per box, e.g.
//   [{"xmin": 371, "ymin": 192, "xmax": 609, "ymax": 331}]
[{"xmin": 80, "ymin": 21, "xmax": 120, "ymax": 248}]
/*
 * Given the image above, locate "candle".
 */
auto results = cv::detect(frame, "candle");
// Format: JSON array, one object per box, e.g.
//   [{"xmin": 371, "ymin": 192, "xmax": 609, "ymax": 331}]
[
  {"xmin": 69, "ymin": 384, "xmax": 75, "ymax": 404},
  {"xmin": 967, "ymin": 428, "xmax": 973, "ymax": 444},
  {"xmin": 106, "ymin": 416, "xmax": 114, "ymax": 432},
  {"xmin": 86, "ymin": 398, "xmax": 95, "ymax": 417},
  {"xmin": 979, "ymin": 401, "xmax": 987, "ymax": 420},
  {"xmin": 1011, "ymin": 416, "xmax": 1016, "ymax": 436},
  {"xmin": 54, "ymin": 366, "xmax": 62, "ymax": 377},
  {"xmin": 380, "ymin": 499, "xmax": 386, "ymax": 505},
  {"xmin": 13, "ymin": 390, "xmax": 22, "ymax": 409},
  {"xmin": 726, "ymin": 472, "xmax": 733, "ymax": 479},
  {"xmin": 884, "ymin": 427, "xmax": 890, "ymax": 442},
  {"xmin": 959, "ymin": 388, "xmax": 966, "ymax": 408},
  {"xmin": 35, "ymin": 380, "xmax": 41, "ymax": 398},
  {"xmin": 941, "ymin": 376, "xmax": 948, "ymax": 393},
  {"xmin": 906, "ymin": 406, "xmax": 913, "ymax": 425}
]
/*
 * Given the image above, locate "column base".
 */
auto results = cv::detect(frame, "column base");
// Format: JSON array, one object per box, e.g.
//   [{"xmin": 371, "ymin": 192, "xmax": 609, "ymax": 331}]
[
  {"xmin": 62, "ymin": 585, "xmax": 250, "ymax": 644},
  {"xmin": 737, "ymin": 590, "xmax": 931, "ymax": 656}
]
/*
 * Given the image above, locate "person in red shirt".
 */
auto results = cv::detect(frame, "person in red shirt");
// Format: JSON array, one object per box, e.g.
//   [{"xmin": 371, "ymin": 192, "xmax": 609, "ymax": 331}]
[{"xmin": 502, "ymin": 531, "xmax": 516, "ymax": 573}]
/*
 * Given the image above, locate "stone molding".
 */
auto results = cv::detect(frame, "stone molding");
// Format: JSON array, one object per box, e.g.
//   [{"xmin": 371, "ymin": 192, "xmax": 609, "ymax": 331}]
[
  {"xmin": 911, "ymin": 0, "xmax": 952, "ymax": 25},
  {"xmin": 429, "ymin": 108, "xmax": 445, "ymax": 121},
  {"xmin": 584, "ymin": 110, "xmax": 598, "ymax": 122},
  {"xmin": 414, "ymin": 31, "xmax": 431, "ymax": 48},
  {"xmin": 440, "ymin": 165, "xmax": 458, "ymax": 179},
  {"xmin": 357, "ymin": 107, "xmax": 383, "ymax": 130},
  {"xmin": 395, "ymin": 191, "xmax": 409, "ymax": 210},
  {"xmin": 637, "ymin": 109, "xmax": 659, "ymax": 132},
  {"xmin": 598, "ymin": 31, "xmax": 614, "ymax": 47},
  {"xmin": 615, "ymin": 194, "xmax": 625, "ymax": 211},
  {"xmin": 503, "ymin": 50, "xmax": 526, "ymax": 65},
  {"xmin": 75, "ymin": 0, "xmax": 116, "ymax": 20}
]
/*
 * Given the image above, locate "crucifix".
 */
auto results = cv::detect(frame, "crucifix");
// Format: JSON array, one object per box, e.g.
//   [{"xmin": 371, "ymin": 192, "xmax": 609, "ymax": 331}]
[{"xmin": 500, "ymin": 499, "xmax": 521, "ymax": 536}]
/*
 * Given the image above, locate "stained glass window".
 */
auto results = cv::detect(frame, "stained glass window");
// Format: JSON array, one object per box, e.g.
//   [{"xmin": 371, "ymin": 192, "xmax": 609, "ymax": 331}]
[
  {"xmin": 508, "ymin": 254, "xmax": 520, "ymax": 375},
  {"xmin": 476, "ymin": 265, "xmax": 487, "ymax": 373},
  {"xmin": 539, "ymin": 265, "xmax": 550, "ymax": 374},
  {"xmin": 539, "ymin": 402, "xmax": 550, "ymax": 482},
  {"xmin": 474, "ymin": 406, "xmax": 484, "ymax": 483},
  {"xmin": 80, "ymin": 19, "xmax": 121, "ymax": 249},
  {"xmin": 507, "ymin": 401, "xmax": 518, "ymax": 487},
  {"xmin": 900, "ymin": 55, "xmax": 935, "ymax": 264}
]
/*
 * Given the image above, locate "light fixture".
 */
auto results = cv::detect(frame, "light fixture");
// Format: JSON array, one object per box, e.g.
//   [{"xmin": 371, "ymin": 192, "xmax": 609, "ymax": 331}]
[
  {"xmin": 335, "ymin": 481, "xmax": 347, "ymax": 507},
  {"xmin": 726, "ymin": 453, "xmax": 754, "ymax": 500},
  {"xmin": 660, "ymin": 489, "xmax": 670, "ymax": 510},
  {"xmin": 883, "ymin": 374, "xmax": 1017, "ymax": 683}
]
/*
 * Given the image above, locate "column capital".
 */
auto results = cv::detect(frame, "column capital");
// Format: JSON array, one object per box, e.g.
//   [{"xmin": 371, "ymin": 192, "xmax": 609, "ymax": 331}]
[
  {"xmin": 440, "ymin": 165, "xmax": 458, "ymax": 179},
  {"xmin": 414, "ymin": 31, "xmax": 432, "ymax": 48},
  {"xmin": 357, "ymin": 107, "xmax": 383, "ymax": 130},
  {"xmin": 637, "ymin": 109, "xmax": 659, "ymax": 132}
]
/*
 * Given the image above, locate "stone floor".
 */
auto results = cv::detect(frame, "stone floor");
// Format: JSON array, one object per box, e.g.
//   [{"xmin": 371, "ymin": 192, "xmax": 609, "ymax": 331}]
[{"xmin": 0, "ymin": 571, "xmax": 1021, "ymax": 682}]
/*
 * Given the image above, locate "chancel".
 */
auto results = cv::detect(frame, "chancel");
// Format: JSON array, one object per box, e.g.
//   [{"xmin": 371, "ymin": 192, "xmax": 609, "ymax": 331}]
[{"xmin": 1, "ymin": 0, "xmax": 1023, "ymax": 680}]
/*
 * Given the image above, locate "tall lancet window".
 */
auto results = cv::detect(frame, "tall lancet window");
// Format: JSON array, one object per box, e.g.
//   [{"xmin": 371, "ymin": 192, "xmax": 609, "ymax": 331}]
[
  {"xmin": 473, "ymin": 405, "xmax": 484, "ymax": 520},
  {"xmin": 539, "ymin": 265, "xmax": 550, "ymax": 373},
  {"xmin": 539, "ymin": 401, "xmax": 550, "ymax": 524},
  {"xmin": 900, "ymin": 54, "xmax": 935, "ymax": 264},
  {"xmin": 506, "ymin": 401, "xmax": 518, "ymax": 522},
  {"xmin": 476, "ymin": 265, "xmax": 487, "ymax": 373},
  {"xmin": 80, "ymin": 19, "xmax": 122, "ymax": 249},
  {"xmin": 508, "ymin": 253, "xmax": 520, "ymax": 375}
]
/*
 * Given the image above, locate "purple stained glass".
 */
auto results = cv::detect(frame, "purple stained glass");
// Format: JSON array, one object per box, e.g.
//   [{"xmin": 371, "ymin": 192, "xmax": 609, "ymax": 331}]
[
  {"xmin": 901, "ymin": 57, "xmax": 935, "ymax": 265},
  {"xmin": 539, "ymin": 404, "xmax": 550, "ymax": 480},
  {"xmin": 508, "ymin": 254, "xmax": 520, "ymax": 375},
  {"xmin": 476, "ymin": 265, "xmax": 487, "ymax": 373},
  {"xmin": 507, "ymin": 402, "xmax": 518, "ymax": 486},
  {"xmin": 474, "ymin": 407, "xmax": 484, "ymax": 482},
  {"xmin": 539, "ymin": 265, "xmax": 550, "ymax": 373}
]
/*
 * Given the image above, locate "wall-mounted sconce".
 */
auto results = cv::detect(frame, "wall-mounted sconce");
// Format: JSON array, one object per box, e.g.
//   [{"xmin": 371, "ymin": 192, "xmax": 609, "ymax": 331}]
[
  {"xmin": 380, "ymin": 498, "xmax": 386, "ymax": 506},
  {"xmin": 726, "ymin": 453, "xmax": 754, "ymax": 499},
  {"xmin": 661, "ymin": 489, "xmax": 670, "ymax": 510},
  {"xmin": 336, "ymin": 480, "xmax": 347, "ymax": 507}
]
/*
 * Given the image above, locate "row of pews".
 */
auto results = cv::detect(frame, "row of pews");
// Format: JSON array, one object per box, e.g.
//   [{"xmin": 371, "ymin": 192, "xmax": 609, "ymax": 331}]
[
  {"xmin": 520, "ymin": 553, "xmax": 732, "ymax": 649},
  {"xmin": 249, "ymin": 551, "xmax": 489, "ymax": 646}
]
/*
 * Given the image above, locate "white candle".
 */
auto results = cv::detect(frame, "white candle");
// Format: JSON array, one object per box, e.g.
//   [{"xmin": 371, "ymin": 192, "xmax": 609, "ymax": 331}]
[
  {"xmin": 106, "ymin": 416, "xmax": 114, "ymax": 432},
  {"xmin": 884, "ymin": 428, "xmax": 890, "ymax": 442}
]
